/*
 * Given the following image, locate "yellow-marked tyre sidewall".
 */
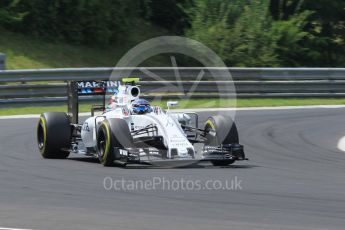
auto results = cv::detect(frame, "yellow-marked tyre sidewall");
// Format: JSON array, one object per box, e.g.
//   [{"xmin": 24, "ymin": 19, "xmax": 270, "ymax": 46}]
[
  {"xmin": 205, "ymin": 119, "xmax": 216, "ymax": 131},
  {"xmin": 38, "ymin": 116, "xmax": 47, "ymax": 155},
  {"xmin": 102, "ymin": 122, "xmax": 111, "ymax": 163},
  {"xmin": 98, "ymin": 121, "xmax": 114, "ymax": 166}
]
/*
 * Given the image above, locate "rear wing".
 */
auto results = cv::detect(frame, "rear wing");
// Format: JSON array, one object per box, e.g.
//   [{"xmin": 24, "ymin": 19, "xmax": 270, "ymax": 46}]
[{"xmin": 67, "ymin": 80, "xmax": 119, "ymax": 124}]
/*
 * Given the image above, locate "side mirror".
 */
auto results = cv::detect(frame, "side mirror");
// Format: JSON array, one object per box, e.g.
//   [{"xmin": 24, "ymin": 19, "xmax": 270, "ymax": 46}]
[{"xmin": 167, "ymin": 101, "xmax": 179, "ymax": 110}]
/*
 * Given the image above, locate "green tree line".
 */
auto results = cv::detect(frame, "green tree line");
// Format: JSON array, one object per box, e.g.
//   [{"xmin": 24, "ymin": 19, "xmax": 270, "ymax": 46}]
[{"xmin": 0, "ymin": 0, "xmax": 344, "ymax": 67}]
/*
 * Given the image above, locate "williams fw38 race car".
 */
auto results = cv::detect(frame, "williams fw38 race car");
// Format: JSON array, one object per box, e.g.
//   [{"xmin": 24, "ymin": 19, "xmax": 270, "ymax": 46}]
[{"xmin": 37, "ymin": 78, "xmax": 247, "ymax": 167}]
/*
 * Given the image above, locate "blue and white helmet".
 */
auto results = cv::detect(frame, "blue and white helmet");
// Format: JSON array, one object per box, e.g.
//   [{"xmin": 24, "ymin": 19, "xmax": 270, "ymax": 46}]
[{"xmin": 131, "ymin": 99, "xmax": 152, "ymax": 114}]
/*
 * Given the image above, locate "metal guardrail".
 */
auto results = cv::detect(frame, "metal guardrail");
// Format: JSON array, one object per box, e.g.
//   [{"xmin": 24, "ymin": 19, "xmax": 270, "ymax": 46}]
[{"xmin": 1, "ymin": 67, "xmax": 345, "ymax": 106}]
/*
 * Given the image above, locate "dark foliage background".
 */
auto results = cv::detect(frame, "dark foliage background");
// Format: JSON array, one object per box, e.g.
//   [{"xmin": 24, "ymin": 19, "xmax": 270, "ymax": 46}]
[{"xmin": 0, "ymin": 0, "xmax": 344, "ymax": 66}]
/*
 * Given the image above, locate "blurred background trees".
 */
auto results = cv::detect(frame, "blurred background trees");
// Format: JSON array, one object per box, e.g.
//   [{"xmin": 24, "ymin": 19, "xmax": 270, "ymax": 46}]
[{"xmin": 0, "ymin": 0, "xmax": 344, "ymax": 67}]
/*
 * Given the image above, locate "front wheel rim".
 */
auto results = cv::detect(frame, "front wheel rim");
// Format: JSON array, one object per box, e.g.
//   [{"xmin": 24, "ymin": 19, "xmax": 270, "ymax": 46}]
[
  {"xmin": 205, "ymin": 124, "xmax": 217, "ymax": 146},
  {"xmin": 98, "ymin": 130, "xmax": 106, "ymax": 158},
  {"xmin": 37, "ymin": 122, "xmax": 45, "ymax": 150}
]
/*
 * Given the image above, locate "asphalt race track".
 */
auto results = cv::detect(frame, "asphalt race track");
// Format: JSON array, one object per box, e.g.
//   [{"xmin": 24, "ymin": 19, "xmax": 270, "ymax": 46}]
[{"xmin": 1, "ymin": 108, "xmax": 345, "ymax": 230}]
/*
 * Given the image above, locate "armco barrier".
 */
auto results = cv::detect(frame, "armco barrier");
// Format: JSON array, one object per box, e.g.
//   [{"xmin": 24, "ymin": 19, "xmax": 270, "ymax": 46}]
[{"xmin": 1, "ymin": 67, "xmax": 345, "ymax": 106}]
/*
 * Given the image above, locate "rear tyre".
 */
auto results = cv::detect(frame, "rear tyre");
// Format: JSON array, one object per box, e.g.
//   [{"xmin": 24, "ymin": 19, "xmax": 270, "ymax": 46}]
[
  {"xmin": 97, "ymin": 119, "xmax": 133, "ymax": 166},
  {"xmin": 37, "ymin": 112, "xmax": 71, "ymax": 159},
  {"xmin": 204, "ymin": 115, "xmax": 238, "ymax": 166}
]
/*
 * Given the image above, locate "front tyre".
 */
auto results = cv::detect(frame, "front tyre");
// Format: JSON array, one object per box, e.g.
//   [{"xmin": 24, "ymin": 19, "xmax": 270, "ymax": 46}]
[
  {"xmin": 37, "ymin": 112, "xmax": 71, "ymax": 159},
  {"xmin": 97, "ymin": 119, "xmax": 133, "ymax": 167},
  {"xmin": 97, "ymin": 121, "xmax": 115, "ymax": 166},
  {"xmin": 204, "ymin": 115, "xmax": 239, "ymax": 146},
  {"xmin": 204, "ymin": 115, "xmax": 239, "ymax": 166}
]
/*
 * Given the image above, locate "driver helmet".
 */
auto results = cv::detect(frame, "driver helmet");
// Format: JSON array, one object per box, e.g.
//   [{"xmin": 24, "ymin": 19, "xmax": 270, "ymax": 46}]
[{"xmin": 132, "ymin": 99, "xmax": 152, "ymax": 114}]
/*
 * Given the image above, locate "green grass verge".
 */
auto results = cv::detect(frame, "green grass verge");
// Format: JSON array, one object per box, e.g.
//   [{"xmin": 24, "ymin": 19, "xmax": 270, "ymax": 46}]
[{"xmin": 2, "ymin": 98, "xmax": 345, "ymax": 116}]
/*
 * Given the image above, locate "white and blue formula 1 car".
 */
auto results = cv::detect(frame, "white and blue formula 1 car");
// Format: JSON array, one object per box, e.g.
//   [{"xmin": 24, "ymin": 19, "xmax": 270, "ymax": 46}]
[{"xmin": 37, "ymin": 78, "xmax": 247, "ymax": 167}]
